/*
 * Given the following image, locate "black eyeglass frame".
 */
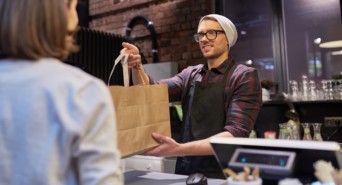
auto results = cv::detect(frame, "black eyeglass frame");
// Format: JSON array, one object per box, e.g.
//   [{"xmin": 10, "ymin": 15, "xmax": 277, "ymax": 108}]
[{"xmin": 193, "ymin": 30, "xmax": 225, "ymax": 42}]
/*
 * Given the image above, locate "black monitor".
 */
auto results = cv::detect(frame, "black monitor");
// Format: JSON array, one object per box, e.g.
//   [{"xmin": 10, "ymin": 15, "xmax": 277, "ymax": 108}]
[{"xmin": 210, "ymin": 137, "xmax": 342, "ymax": 184}]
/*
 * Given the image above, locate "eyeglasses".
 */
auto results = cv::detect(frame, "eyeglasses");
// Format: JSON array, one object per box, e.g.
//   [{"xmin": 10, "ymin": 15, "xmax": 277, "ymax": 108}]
[{"xmin": 193, "ymin": 30, "xmax": 225, "ymax": 42}]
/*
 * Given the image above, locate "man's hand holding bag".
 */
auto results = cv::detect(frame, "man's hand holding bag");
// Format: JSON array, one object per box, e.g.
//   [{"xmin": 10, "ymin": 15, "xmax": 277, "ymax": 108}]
[{"xmin": 108, "ymin": 49, "xmax": 171, "ymax": 158}]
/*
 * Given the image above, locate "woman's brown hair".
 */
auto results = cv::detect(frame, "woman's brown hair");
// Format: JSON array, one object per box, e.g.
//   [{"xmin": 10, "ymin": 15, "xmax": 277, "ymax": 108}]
[{"xmin": 0, "ymin": 0, "xmax": 77, "ymax": 60}]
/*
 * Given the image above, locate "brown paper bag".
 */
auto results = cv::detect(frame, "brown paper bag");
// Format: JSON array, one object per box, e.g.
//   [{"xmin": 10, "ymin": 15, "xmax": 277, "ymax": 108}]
[{"xmin": 108, "ymin": 51, "xmax": 171, "ymax": 158}]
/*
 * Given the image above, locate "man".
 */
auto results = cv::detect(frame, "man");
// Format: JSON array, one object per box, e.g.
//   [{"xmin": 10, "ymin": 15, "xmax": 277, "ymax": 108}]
[{"xmin": 123, "ymin": 14, "xmax": 262, "ymax": 179}]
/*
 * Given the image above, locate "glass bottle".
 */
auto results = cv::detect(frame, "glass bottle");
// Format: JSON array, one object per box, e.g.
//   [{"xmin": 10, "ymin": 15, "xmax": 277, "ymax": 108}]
[
  {"xmin": 308, "ymin": 80, "xmax": 317, "ymax": 101},
  {"xmin": 338, "ymin": 79, "xmax": 342, "ymax": 100},
  {"xmin": 301, "ymin": 123, "xmax": 312, "ymax": 141},
  {"xmin": 301, "ymin": 75, "xmax": 309, "ymax": 101},
  {"xmin": 326, "ymin": 80, "xmax": 334, "ymax": 100},
  {"xmin": 289, "ymin": 80, "xmax": 300, "ymax": 101},
  {"xmin": 312, "ymin": 123, "xmax": 323, "ymax": 141},
  {"xmin": 321, "ymin": 80, "xmax": 328, "ymax": 100}
]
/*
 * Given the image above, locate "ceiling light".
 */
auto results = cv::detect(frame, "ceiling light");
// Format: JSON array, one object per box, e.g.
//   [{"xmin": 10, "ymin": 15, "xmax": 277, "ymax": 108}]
[
  {"xmin": 319, "ymin": 40, "xmax": 342, "ymax": 48},
  {"xmin": 245, "ymin": 60, "xmax": 252, "ymax": 65},
  {"xmin": 331, "ymin": 50, "xmax": 342, "ymax": 56},
  {"xmin": 314, "ymin": 38, "xmax": 321, "ymax": 44}
]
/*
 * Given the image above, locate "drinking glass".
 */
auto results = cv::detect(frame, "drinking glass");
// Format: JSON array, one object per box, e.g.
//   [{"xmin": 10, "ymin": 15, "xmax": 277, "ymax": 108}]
[
  {"xmin": 301, "ymin": 123, "xmax": 312, "ymax": 141},
  {"xmin": 312, "ymin": 123, "xmax": 323, "ymax": 141},
  {"xmin": 278, "ymin": 123, "xmax": 291, "ymax": 140}
]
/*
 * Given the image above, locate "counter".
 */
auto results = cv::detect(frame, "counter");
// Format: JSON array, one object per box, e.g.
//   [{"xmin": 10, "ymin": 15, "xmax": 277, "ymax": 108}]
[{"xmin": 124, "ymin": 170, "xmax": 227, "ymax": 185}]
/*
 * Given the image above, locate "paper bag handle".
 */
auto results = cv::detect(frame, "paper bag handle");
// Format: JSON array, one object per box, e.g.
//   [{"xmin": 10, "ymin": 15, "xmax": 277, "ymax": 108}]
[
  {"xmin": 135, "ymin": 65, "xmax": 148, "ymax": 86},
  {"xmin": 107, "ymin": 49, "xmax": 130, "ymax": 87},
  {"xmin": 108, "ymin": 48, "xmax": 148, "ymax": 86}
]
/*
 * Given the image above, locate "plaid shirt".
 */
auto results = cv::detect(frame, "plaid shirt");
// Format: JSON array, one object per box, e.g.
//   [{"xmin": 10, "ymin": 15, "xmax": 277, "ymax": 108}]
[{"xmin": 150, "ymin": 57, "xmax": 262, "ymax": 137}]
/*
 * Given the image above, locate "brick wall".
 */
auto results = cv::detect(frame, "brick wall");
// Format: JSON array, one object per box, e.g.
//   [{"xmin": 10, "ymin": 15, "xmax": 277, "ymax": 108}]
[{"xmin": 89, "ymin": 0, "xmax": 213, "ymax": 71}]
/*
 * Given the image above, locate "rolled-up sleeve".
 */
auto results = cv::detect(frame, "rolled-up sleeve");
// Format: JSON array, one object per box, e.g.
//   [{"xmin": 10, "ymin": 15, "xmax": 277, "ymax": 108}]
[{"xmin": 224, "ymin": 66, "xmax": 262, "ymax": 137}]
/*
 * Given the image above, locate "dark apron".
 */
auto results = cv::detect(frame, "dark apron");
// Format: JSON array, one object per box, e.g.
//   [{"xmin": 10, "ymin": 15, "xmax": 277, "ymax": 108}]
[{"xmin": 175, "ymin": 60, "xmax": 235, "ymax": 179}]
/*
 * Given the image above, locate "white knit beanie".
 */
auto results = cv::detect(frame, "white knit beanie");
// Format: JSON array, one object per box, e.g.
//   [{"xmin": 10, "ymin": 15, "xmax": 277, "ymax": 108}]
[{"xmin": 199, "ymin": 14, "xmax": 238, "ymax": 48}]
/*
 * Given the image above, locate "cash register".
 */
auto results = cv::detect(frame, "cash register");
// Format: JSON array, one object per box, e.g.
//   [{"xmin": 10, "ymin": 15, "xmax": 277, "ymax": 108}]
[{"xmin": 210, "ymin": 137, "xmax": 342, "ymax": 184}]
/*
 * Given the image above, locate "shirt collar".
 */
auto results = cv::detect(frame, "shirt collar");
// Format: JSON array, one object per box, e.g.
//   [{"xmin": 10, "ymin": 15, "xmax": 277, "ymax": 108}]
[{"xmin": 200, "ymin": 55, "xmax": 234, "ymax": 74}]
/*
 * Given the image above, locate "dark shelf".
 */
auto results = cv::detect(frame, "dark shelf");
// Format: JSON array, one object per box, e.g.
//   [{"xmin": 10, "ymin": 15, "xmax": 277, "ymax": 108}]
[{"xmin": 255, "ymin": 99, "xmax": 342, "ymax": 143}]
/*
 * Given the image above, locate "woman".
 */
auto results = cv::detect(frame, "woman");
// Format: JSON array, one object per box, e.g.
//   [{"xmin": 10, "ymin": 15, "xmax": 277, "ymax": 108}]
[{"xmin": 0, "ymin": 0, "xmax": 123, "ymax": 184}]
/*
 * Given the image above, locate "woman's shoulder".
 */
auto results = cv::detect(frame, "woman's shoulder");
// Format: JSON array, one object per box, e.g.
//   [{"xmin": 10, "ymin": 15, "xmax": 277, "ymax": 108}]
[
  {"xmin": 41, "ymin": 58, "xmax": 101, "ymax": 80},
  {"xmin": 37, "ymin": 58, "xmax": 108, "ymax": 92}
]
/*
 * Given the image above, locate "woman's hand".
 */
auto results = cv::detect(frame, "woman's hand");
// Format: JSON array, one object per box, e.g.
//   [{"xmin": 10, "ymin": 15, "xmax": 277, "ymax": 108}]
[{"xmin": 122, "ymin": 42, "xmax": 142, "ymax": 69}]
